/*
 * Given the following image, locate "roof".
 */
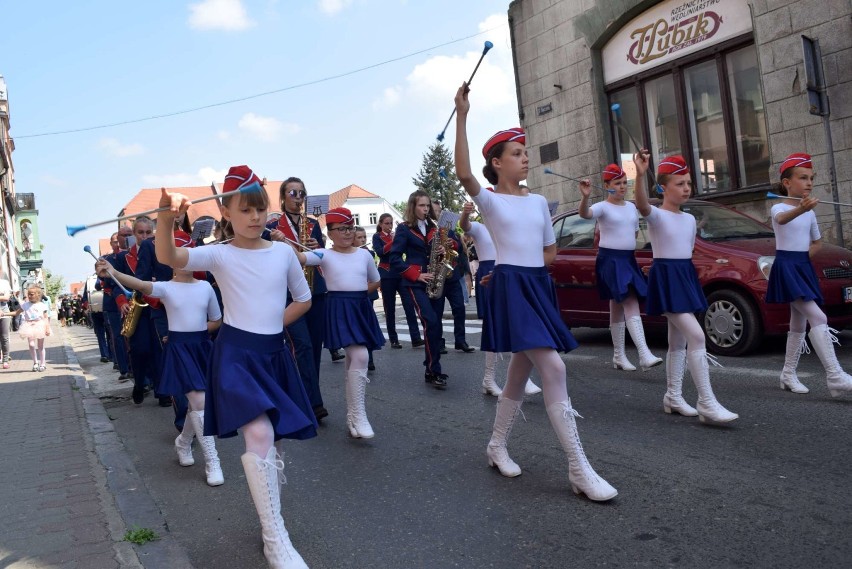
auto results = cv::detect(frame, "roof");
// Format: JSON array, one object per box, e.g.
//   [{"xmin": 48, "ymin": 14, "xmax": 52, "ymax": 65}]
[
  {"xmin": 328, "ymin": 184, "xmax": 379, "ymax": 210},
  {"xmin": 121, "ymin": 186, "xmax": 219, "ymax": 225}
]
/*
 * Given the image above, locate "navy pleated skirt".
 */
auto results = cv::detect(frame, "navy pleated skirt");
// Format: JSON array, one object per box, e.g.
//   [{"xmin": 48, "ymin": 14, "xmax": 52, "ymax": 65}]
[
  {"xmin": 595, "ymin": 247, "xmax": 648, "ymax": 302},
  {"xmin": 474, "ymin": 260, "xmax": 495, "ymax": 320},
  {"xmin": 205, "ymin": 324, "xmax": 317, "ymax": 441},
  {"xmin": 766, "ymin": 250, "xmax": 824, "ymax": 304},
  {"xmin": 646, "ymin": 259, "xmax": 708, "ymax": 315},
  {"xmin": 157, "ymin": 331, "xmax": 211, "ymax": 397},
  {"xmin": 324, "ymin": 291, "xmax": 386, "ymax": 351},
  {"xmin": 481, "ymin": 264, "xmax": 578, "ymax": 353}
]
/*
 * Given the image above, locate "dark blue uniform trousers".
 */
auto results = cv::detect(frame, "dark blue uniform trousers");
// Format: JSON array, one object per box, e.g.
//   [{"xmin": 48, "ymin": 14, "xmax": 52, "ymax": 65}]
[
  {"xmin": 104, "ymin": 310, "xmax": 129, "ymax": 374},
  {"xmin": 436, "ymin": 278, "xmax": 467, "ymax": 346},
  {"xmin": 380, "ymin": 277, "xmax": 422, "ymax": 343},
  {"xmin": 405, "ymin": 285, "xmax": 443, "ymax": 374},
  {"xmin": 287, "ymin": 316, "xmax": 324, "ymax": 409}
]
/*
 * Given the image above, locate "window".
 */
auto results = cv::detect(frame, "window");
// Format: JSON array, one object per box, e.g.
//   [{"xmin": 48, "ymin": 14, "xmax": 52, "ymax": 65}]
[
  {"xmin": 369, "ymin": 212, "xmax": 377, "ymax": 225},
  {"xmin": 353, "ymin": 214, "xmax": 361, "ymax": 226},
  {"xmin": 607, "ymin": 43, "xmax": 769, "ymax": 195},
  {"xmin": 556, "ymin": 215, "xmax": 596, "ymax": 249}
]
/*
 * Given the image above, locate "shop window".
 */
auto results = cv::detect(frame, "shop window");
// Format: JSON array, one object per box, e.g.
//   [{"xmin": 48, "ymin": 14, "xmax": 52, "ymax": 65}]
[
  {"xmin": 684, "ymin": 60, "xmax": 730, "ymax": 193},
  {"xmin": 727, "ymin": 46, "xmax": 770, "ymax": 187},
  {"xmin": 644, "ymin": 75, "xmax": 683, "ymax": 165}
]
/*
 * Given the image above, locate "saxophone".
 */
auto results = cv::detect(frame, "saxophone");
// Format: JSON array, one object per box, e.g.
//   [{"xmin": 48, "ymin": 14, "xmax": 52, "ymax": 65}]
[
  {"xmin": 301, "ymin": 204, "xmax": 315, "ymax": 292},
  {"xmin": 426, "ymin": 226, "xmax": 458, "ymax": 299},
  {"xmin": 120, "ymin": 291, "xmax": 149, "ymax": 338}
]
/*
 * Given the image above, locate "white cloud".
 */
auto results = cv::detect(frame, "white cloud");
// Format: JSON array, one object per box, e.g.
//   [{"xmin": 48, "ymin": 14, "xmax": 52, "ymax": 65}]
[
  {"xmin": 216, "ymin": 130, "xmax": 231, "ymax": 141},
  {"xmin": 237, "ymin": 112, "xmax": 299, "ymax": 142},
  {"xmin": 99, "ymin": 138, "xmax": 145, "ymax": 157},
  {"xmin": 372, "ymin": 86, "xmax": 402, "ymax": 110},
  {"xmin": 142, "ymin": 167, "xmax": 228, "ymax": 188},
  {"xmin": 188, "ymin": 0, "xmax": 255, "ymax": 31},
  {"xmin": 317, "ymin": 0, "xmax": 354, "ymax": 16}
]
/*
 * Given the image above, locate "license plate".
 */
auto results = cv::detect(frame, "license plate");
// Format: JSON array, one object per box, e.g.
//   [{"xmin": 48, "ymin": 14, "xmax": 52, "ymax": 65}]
[{"xmin": 845, "ymin": 286, "xmax": 852, "ymax": 303}]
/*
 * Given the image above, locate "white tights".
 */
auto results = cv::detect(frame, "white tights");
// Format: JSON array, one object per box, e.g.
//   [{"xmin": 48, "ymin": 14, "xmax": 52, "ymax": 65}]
[
  {"xmin": 609, "ymin": 295, "xmax": 641, "ymax": 325},
  {"xmin": 344, "ymin": 345, "xmax": 368, "ymax": 371},
  {"xmin": 28, "ymin": 338, "xmax": 46, "ymax": 365},
  {"xmin": 665, "ymin": 312, "xmax": 705, "ymax": 354},
  {"xmin": 186, "ymin": 390, "xmax": 206, "ymax": 413},
  {"xmin": 789, "ymin": 299, "xmax": 827, "ymax": 333},
  {"xmin": 502, "ymin": 348, "xmax": 569, "ymax": 407}
]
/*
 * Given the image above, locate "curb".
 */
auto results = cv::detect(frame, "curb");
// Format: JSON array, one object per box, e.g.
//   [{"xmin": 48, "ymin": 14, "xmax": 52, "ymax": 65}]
[{"xmin": 61, "ymin": 330, "xmax": 195, "ymax": 569}]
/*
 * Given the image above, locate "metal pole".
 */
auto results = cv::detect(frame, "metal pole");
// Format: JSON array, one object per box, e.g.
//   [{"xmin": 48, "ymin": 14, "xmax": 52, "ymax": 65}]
[{"xmin": 822, "ymin": 112, "xmax": 844, "ymax": 248}]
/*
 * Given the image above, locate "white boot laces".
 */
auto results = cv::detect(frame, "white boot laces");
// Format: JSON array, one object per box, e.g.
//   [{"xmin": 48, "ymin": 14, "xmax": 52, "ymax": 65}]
[
  {"xmin": 799, "ymin": 338, "xmax": 811, "ymax": 355},
  {"xmin": 258, "ymin": 451, "xmax": 287, "ymax": 486},
  {"xmin": 827, "ymin": 327, "xmax": 841, "ymax": 346},
  {"xmin": 561, "ymin": 403, "xmax": 601, "ymax": 482},
  {"xmin": 705, "ymin": 353, "xmax": 723, "ymax": 368}
]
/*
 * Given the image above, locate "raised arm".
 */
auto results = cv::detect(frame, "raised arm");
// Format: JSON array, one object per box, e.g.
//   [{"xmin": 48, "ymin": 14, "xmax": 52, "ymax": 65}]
[
  {"xmin": 95, "ymin": 259, "xmax": 153, "ymax": 296},
  {"xmin": 459, "ymin": 201, "xmax": 475, "ymax": 232},
  {"xmin": 577, "ymin": 180, "xmax": 593, "ymax": 219},
  {"xmin": 154, "ymin": 188, "xmax": 191, "ymax": 269},
  {"xmin": 633, "ymin": 150, "xmax": 652, "ymax": 217},
  {"xmin": 454, "ymin": 83, "xmax": 482, "ymax": 197}
]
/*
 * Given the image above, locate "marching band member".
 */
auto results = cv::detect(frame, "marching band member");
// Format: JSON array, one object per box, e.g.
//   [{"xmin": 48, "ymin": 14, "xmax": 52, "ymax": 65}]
[
  {"xmin": 372, "ymin": 214, "xmax": 423, "ymax": 349},
  {"xmin": 389, "ymin": 190, "xmax": 451, "ymax": 389},
  {"xmin": 100, "ymin": 231, "xmax": 132, "ymax": 381},
  {"xmin": 295, "ymin": 209, "xmax": 384, "ymax": 438},
  {"xmin": 268, "ymin": 177, "xmax": 330, "ymax": 421},
  {"xmin": 454, "ymin": 84, "xmax": 617, "ymax": 501},
  {"xmin": 578, "ymin": 164, "xmax": 662, "ymax": 372},
  {"xmin": 157, "ymin": 165, "xmax": 315, "ymax": 569},
  {"xmin": 766, "ymin": 153, "xmax": 852, "ymax": 397},
  {"xmin": 354, "ymin": 225, "xmax": 379, "ymax": 371},
  {"xmin": 95, "ymin": 245, "xmax": 225, "ymax": 487},
  {"xmin": 633, "ymin": 152, "xmax": 737, "ymax": 424}
]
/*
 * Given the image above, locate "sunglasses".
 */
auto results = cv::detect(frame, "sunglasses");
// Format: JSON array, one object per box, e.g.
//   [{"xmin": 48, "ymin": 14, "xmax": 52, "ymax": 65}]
[{"xmin": 287, "ymin": 189, "xmax": 308, "ymax": 198}]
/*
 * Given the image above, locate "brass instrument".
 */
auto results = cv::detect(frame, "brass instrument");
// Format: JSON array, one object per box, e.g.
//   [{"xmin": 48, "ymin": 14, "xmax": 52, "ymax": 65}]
[
  {"xmin": 426, "ymin": 227, "xmax": 457, "ymax": 299},
  {"xmin": 301, "ymin": 204, "xmax": 315, "ymax": 292},
  {"xmin": 121, "ymin": 291, "xmax": 149, "ymax": 338}
]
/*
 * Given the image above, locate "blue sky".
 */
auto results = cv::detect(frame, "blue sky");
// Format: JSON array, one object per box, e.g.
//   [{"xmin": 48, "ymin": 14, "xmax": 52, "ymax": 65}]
[{"xmin": 1, "ymin": 0, "xmax": 518, "ymax": 288}]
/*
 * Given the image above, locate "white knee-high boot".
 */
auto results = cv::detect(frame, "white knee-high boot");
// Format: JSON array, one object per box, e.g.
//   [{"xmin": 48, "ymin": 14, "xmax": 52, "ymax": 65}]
[
  {"xmin": 486, "ymin": 396, "xmax": 522, "ymax": 477},
  {"xmin": 808, "ymin": 324, "xmax": 852, "ymax": 397},
  {"xmin": 188, "ymin": 410, "xmax": 224, "ymax": 486},
  {"xmin": 524, "ymin": 378, "xmax": 542, "ymax": 395},
  {"xmin": 780, "ymin": 332, "xmax": 809, "ymax": 394},
  {"xmin": 345, "ymin": 369, "xmax": 374, "ymax": 438},
  {"xmin": 481, "ymin": 351, "xmax": 502, "ymax": 396},
  {"xmin": 663, "ymin": 349, "xmax": 698, "ymax": 416},
  {"xmin": 241, "ymin": 449, "xmax": 308, "ymax": 569},
  {"xmin": 610, "ymin": 322, "xmax": 636, "ymax": 371},
  {"xmin": 546, "ymin": 400, "xmax": 617, "ymax": 502},
  {"xmin": 687, "ymin": 350, "xmax": 738, "ymax": 424},
  {"xmin": 626, "ymin": 316, "xmax": 663, "ymax": 370},
  {"xmin": 174, "ymin": 413, "xmax": 195, "ymax": 467}
]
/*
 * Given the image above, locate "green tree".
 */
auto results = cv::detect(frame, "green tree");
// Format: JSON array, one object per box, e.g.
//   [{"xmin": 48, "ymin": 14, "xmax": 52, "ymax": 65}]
[
  {"xmin": 412, "ymin": 142, "xmax": 466, "ymax": 213},
  {"xmin": 391, "ymin": 200, "xmax": 408, "ymax": 216},
  {"xmin": 43, "ymin": 269, "xmax": 64, "ymax": 300}
]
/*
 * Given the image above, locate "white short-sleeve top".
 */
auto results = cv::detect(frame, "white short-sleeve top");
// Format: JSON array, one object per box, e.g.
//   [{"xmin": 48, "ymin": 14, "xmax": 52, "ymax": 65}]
[
  {"xmin": 588, "ymin": 201, "xmax": 639, "ymax": 251},
  {"xmin": 150, "ymin": 280, "xmax": 222, "ymax": 332},
  {"xmin": 304, "ymin": 248, "xmax": 380, "ymax": 291},
  {"xmin": 465, "ymin": 221, "xmax": 496, "ymax": 263},
  {"xmin": 645, "ymin": 207, "xmax": 696, "ymax": 259},
  {"xmin": 471, "ymin": 189, "xmax": 555, "ymax": 267},
  {"xmin": 183, "ymin": 242, "xmax": 310, "ymax": 335},
  {"xmin": 771, "ymin": 203, "xmax": 821, "ymax": 252}
]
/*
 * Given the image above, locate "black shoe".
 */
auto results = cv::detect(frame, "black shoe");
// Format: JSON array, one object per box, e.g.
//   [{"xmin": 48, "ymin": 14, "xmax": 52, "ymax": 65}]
[
  {"xmin": 117, "ymin": 373, "xmax": 130, "ymax": 382},
  {"xmin": 132, "ymin": 386, "xmax": 145, "ymax": 405},
  {"xmin": 368, "ymin": 361, "xmax": 376, "ymax": 371},
  {"xmin": 313, "ymin": 405, "xmax": 329, "ymax": 421},
  {"xmin": 439, "ymin": 345, "xmax": 448, "ymax": 355},
  {"xmin": 390, "ymin": 341, "xmax": 402, "ymax": 349},
  {"xmin": 455, "ymin": 343, "xmax": 476, "ymax": 353},
  {"xmin": 424, "ymin": 371, "xmax": 448, "ymax": 389},
  {"xmin": 100, "ymin": 356, "xmax": 110, "ymax": 363},
  {"xmin": 411, "ymin": 339, "xmax": 425, "ymax": 348},
  {"xmin": 158, "ymin": 396, "xmax": 172, "ymax": 408},
  {"xmin": 112, "ymin": 362, "xmax": 119, "ymax": 370},
  {"xmin": 330, "ymin": 350, "xmax": 345, "ymax": 362}
]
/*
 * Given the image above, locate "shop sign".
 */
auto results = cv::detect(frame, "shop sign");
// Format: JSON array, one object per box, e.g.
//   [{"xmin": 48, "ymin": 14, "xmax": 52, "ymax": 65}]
[{"xmin": 602, "ymin": 0, "xmax": 753, "ymax": 84}]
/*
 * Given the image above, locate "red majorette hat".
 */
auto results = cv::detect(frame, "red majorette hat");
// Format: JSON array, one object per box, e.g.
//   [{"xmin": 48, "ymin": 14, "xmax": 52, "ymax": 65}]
[
  {"xmin": 222, "ymin": 165, "xmax": 262, "ymax": 193},
  {"xmin": 174, "ymin": 229, "xmax": 195, "ymax": 248},
  {"xmin": 602, "ymin": 163, "xmax": 626, "ymax": 182},
  {"xmin": 657, "ymin": 155, "xmax": 690, "ymax": 176},
  {"xmin": 482, "ymin": 128, "xmax": 525, "ymax": 158},
  {"xmin": 779, "ymin": 153, "xmax": 813, "ymax": 175},
  {"xmin": 326, "ymin": 207, "xmax": 355, "ymax": 226}
]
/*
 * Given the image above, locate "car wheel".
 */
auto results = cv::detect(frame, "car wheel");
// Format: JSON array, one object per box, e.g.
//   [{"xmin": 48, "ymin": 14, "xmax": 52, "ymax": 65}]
[{"xmin": 702, "ymin": 290, "xmax": 762, "ymax": 357}]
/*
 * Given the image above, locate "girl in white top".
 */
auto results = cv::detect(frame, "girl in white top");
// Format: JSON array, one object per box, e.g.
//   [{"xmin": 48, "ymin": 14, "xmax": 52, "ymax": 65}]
[
  {"xmin": 765, "ymin": 152, "xmax": 852, "ymax": 397},
  {"xmin": 454, "ymin": 82, "xmax": 617, "ymax": 502},
  {"xmin": 156, "ymin": 165, "xmax": 312, "ymax": 569},
  {"xmin": 578, "ymin": 164, "xmax": 663, "ymax": 372},
  {"xmin": 295, "ymin": 207, "xmax": 383, "ymax": 439},
  {"xmin": 6, "ymin": 284, "xmax": 51, "ymax": 372},
  {"xmin": 96, "ymin": 250, "xmax": 225, "ymax": 487},
  {"xmin": 632, "ymin": 152, "xmax": 737, "ymax": 424}
]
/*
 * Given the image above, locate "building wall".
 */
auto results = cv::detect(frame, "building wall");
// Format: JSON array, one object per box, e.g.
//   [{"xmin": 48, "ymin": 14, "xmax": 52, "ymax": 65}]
[
  {"xmin": 508, "ymin": 0, "xmax": 852, "ymax": 245},
  {"xmin": 342, "ymin": 197, "xmax": 404, "ymax": 245}
]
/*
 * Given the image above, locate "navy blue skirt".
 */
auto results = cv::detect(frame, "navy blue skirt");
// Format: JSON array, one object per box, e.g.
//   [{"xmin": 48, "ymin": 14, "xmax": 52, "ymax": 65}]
[
  {"xmin": 157, "ymin": 331, "xmax": 211, "ymax": 397},
  {"xmin": 481, "ymin": 264, "xmax": 578, "ymax": 353},
  {"xmin": 595, "ymin": 247, "xmax": 648, "ymax": 302},
  {"xmin": 475, "ymin": 260, "xmax": 495, "ymax": 320},
  {"xmin": 205, "ymin": 324, "xmax": 317, "ymax": 441},
  {"xmin": 324, "ymin": 291, "xmax": 386, "ymax": 351},
  {"xmin": 766, "ymin": 250, "xmax": 823, "ymax": 304},
  {"xmin": 645, "ymin": 259, "xmax": 708, "ymax": 316}
]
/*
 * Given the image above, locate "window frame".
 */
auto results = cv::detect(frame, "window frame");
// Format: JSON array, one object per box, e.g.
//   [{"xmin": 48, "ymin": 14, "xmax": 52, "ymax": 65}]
[{"xmin": 605, "ymin": 34, "xmax": 768, "ymax": 196}]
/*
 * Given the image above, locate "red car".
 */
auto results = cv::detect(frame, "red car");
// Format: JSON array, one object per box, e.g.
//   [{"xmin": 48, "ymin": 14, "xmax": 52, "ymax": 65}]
[{"xmin": 549, "ymin": 199, "xmax": 852, "ymax": 356}]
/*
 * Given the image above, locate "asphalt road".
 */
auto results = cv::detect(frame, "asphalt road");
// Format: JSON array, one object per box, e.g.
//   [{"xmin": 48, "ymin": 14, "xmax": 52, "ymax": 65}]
[{"xmin": 69, "ymin": 319, "xmax": 852, "ymax": 569}]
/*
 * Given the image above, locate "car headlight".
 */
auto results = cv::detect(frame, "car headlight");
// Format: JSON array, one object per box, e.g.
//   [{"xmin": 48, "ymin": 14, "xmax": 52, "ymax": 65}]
[{"xmin": 757, "ymin": 256, "xmax": 775, "ymax": 280}]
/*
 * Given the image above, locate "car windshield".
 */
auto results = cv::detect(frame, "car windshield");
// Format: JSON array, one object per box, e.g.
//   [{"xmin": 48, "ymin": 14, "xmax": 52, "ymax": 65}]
[{"xmin": 682, "ymin": 204, "xmax": 774, "ymax": 241}]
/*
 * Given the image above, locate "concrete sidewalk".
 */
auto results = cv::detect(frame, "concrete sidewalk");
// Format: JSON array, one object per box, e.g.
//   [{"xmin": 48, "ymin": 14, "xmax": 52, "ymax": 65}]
[{"xmin": 0, "ymin": 326, "xmax": 192, "ymax": 569}]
